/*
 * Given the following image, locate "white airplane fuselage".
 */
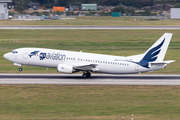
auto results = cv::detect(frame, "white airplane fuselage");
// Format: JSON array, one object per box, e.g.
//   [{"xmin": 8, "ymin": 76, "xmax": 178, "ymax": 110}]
[
  {"xmin": 3, "ymin": 48, "xmax": 165, "ymax": 74},
  {"xmin": 3, "ymin": 33, "xmax": 175, "ymax": 77}
]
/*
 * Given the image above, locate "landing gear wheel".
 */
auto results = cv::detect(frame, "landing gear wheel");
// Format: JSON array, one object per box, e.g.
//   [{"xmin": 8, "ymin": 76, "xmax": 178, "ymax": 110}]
[
  {"xmin": 19, "ymin": 68, "xmax": 23, "ymax": 72},
  {"xmin": 82, "ymin": 72, "xmax": 91, "ymax": 78},
  {"xmin": 82, "ymin": 74, "xmax": 87, "ymax": 78},
  {"xmin": 86, "ymin": 72, "xmax": 91, "ymax": 78}
]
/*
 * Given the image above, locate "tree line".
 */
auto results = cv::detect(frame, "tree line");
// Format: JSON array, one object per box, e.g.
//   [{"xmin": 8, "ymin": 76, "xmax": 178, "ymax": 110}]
[
  {"xmin": 12, "ymin": 0, "xmax": 180, "ymax": 13},
  {"xmin": 28, "ymin": 0, "xmax": 180, "ymax": 8}
]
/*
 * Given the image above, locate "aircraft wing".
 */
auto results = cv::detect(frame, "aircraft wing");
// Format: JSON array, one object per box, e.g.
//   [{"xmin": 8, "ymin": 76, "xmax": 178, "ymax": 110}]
[{"xmin": 73, "ymin": 64, "xmax": 98, "ymax": 71}]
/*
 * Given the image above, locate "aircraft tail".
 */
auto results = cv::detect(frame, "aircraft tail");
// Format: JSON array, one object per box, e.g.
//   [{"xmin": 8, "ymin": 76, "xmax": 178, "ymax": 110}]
[
  {"xmin": 131, "ymin": 33, "xmax": 175, "ymax": 68},
  {"xmin": 142, "ymin": 33, "xmax": 173, "ymax": 62},
  {"xmin": 128, "ymin": 33, "xmax": 173, "ymax": 62}
]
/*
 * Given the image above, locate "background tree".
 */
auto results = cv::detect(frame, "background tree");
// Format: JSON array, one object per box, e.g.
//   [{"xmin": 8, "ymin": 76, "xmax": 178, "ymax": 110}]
[
  {"xmin": 126, "ymin": 7, "xmax": 135, "ymax": 15},
  {"xmin": 174, "ymin": 3, "xmax": 180, "ymax": 8},
  {"xmin": 145, "ymin": 8, "xmax": 151, "ymax": 16},
  {"xmin": 13, "ymin": 0, "xmax": 30, "ymax": 13},
  {"xmin": 104, "ymin": 0, "xmax": 120, "ymax": 6},
  {"xmin": 111, "ymin": 5, "xmax": 125, "ymax": 13},
  {"xmin": 16, "ymin": 0, "xmax": 180, "ymax": 9}
]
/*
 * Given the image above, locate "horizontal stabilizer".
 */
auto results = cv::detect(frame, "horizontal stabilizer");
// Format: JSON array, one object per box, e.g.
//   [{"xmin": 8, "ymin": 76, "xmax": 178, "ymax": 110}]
[{"xmin": 150, "ymin": 60, "xmax": 175, "ymax": 66}]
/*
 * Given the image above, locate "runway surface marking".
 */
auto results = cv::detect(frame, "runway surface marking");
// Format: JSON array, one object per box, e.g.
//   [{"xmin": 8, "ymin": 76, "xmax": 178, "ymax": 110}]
[
  {"xmin": 0, "ymin": 74, "xmax": 180, "ymax": 85},
  {"xmin": 1, "ymin": 26, "xmax": 180, "ymax": 30}
]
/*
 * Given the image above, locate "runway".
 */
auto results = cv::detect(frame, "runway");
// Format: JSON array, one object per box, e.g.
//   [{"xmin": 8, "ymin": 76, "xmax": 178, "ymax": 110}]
[
  {"xmin": 0, "ymin": 74, "xmax": 180, "ymax": 85},
  {"xmin": 0, "ymin": 26, "xmax": 180, "ymax": 30}
]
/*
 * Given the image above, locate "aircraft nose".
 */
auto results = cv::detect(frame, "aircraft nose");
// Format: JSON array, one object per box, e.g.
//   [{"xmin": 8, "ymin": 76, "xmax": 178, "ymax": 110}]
[
  {"xmin": 3, "ymin": 53, "xmax": 8, "ymax": 59},
  {"xmin": 3, "ymin": 52, "xmax": 11, "ymax": 60}
]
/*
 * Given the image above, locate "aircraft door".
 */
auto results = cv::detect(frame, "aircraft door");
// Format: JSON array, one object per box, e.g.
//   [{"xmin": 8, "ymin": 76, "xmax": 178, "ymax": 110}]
[
  {"xmin": 23, "ymin": 49, "xmax": 29, "ymax": 59},
  {"xmin": 135, "ymin": 64, "xmax": 139, "ymax": 71}
]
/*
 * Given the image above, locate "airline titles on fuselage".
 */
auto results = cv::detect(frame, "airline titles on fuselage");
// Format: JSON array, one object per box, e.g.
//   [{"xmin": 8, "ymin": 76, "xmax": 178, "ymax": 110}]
[
  {"xmin": 29, "ymin": 51, "xmax": 130, "ymax": 66},
  {"xmin": 29, "ymin": 51, "xmax": 66, "ymax": 61}
]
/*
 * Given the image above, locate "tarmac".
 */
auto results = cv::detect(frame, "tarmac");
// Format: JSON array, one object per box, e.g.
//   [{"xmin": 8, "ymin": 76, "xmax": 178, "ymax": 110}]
[
  {"xmin": 1, "ymin": 26, "xmax": 180, "ymax": 30},
  {"xmin": 0, "ymin": 74, "xmax": 180, "ymax": 85}
]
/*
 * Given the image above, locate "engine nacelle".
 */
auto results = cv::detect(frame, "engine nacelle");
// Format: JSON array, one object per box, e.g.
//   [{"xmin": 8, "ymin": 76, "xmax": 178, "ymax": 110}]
[{"xmin": 57, "ymin": 64, "xmax": 73, "ymax": 74}]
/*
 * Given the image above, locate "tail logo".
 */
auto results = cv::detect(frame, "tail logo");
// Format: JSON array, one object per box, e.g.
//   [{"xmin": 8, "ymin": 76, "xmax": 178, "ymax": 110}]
[{"xmin": 139, "ymin": 38, "xmax": 165, "ymax": 68}]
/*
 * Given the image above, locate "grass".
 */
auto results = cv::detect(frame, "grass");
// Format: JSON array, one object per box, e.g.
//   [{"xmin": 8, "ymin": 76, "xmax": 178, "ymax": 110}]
[
  {"xmin": 0, "ymin": 29, "xmax": 180, "ymax": 120},
  {"xmin": 0, "ymin": 16, "xmax": 180, "ymax": 26},
  {"xmin": 0, "ymin": 29, "xmax": 180, "ymax": 73},
  {"xmin": 0, "ymin": 85, "xmax": 180, "ymax": 120}
]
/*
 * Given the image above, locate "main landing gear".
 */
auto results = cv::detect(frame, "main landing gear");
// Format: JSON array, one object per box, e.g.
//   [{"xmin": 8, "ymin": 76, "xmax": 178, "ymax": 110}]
[
  {"xmin": 19, "ymin": 68, "xmax": 23, "ymax": 72},
  {"xmin": 82, "ymin": 71, "xmax": 91, "ymax": 78}
]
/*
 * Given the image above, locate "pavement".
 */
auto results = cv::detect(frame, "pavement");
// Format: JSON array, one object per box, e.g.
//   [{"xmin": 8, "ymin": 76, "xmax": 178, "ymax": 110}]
[
  {"xmin": 0, "ymin": 74, "xmax": 180, "ymax": 85},
  {"xmin": 0, "ymin": 26, "xmax": 180, "ymax": 30}
]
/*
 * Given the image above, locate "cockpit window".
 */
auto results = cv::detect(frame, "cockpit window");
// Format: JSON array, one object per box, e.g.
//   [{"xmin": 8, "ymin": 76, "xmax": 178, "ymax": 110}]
[{"xmin": 12, "ymin": 50, "xmax": 18, "ymax": 54}]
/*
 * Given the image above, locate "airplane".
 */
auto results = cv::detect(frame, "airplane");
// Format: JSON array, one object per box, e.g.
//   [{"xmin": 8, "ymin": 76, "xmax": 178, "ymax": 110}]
[{"xmin": 3, "ymin": 33, "xmax": 175, "ymax": 78}]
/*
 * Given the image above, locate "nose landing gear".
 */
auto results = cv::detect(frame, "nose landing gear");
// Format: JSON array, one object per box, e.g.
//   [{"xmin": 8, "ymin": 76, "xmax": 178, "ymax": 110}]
[{"xmin": 19, "ymin": 68, "xmax": 23, "ymax": 72}]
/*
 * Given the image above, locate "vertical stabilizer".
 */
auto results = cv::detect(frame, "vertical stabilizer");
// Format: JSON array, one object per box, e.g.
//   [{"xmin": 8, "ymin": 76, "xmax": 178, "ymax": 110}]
[
  {"xmin": 142, "ymin": 33, "xmax": 172, "ymax": 62},
  {"xmin": 137, "ymin": 33, "xmax": 173, "ymax": 68}
]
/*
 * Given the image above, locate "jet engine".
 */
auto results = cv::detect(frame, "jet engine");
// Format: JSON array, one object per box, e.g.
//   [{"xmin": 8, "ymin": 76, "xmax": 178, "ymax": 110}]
[{"xmin": 57, "ymin": 64, "xmax": 74, "ymax": 74}]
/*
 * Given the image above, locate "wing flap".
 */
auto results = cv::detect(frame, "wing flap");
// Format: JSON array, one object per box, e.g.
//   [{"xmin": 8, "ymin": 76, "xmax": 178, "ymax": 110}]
[{"xmin": 73, "ymin": 64, "xmax": 98, "ymax": 71}]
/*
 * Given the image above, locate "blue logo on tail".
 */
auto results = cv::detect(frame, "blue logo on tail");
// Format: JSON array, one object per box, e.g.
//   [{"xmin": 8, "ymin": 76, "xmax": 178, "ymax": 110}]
[{"xmin": 139, "ymin": 38, "xmax": 165, "ymax": 68}]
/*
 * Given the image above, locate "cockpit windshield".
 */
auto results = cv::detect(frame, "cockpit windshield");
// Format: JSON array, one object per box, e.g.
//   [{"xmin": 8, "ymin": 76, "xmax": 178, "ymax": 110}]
[{"xmin": 12, "ymin": 50, "xmax": 18, "ymax": 54}]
